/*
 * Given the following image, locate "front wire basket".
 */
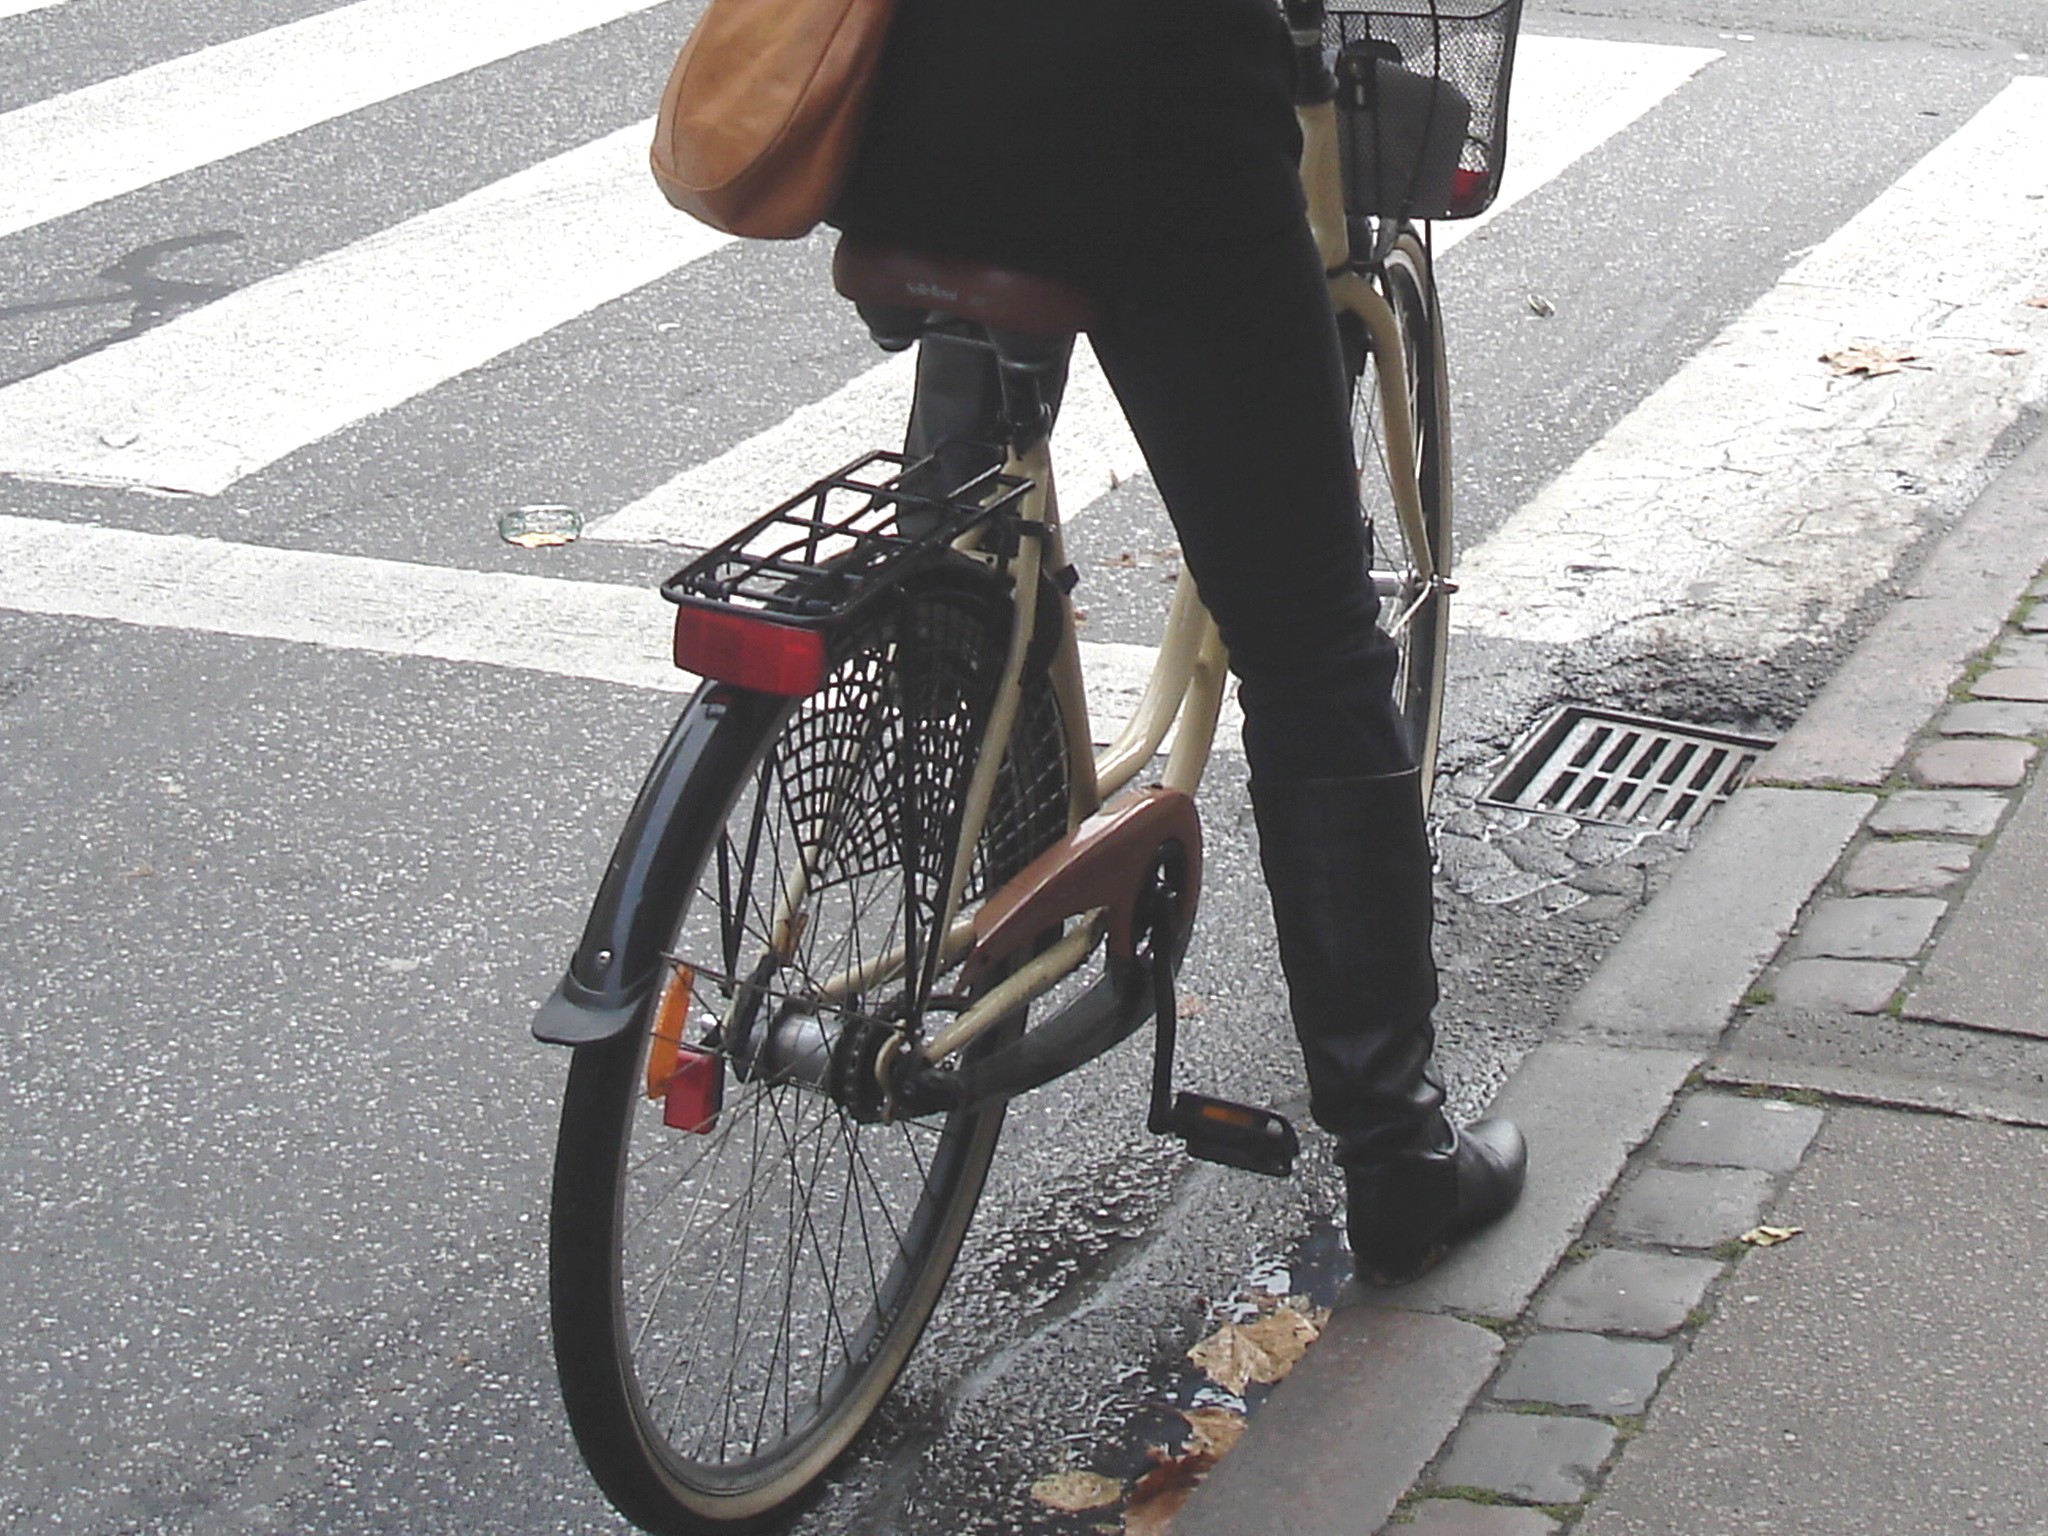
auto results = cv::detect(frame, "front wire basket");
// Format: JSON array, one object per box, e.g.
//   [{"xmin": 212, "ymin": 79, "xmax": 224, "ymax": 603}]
[
  {"xmin": 662, "ymin": 450, "xmax": 1032, "ymax": 630},
  {"xmin": 1325, "ymin": 0, "xmax": 1525, "ymax": 221}
]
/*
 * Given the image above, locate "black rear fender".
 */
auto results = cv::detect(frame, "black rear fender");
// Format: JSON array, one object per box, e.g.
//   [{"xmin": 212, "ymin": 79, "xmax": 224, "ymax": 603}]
[{"xmin": 531, "ymin": 685, "xmax": 785, "ymax": 1047}]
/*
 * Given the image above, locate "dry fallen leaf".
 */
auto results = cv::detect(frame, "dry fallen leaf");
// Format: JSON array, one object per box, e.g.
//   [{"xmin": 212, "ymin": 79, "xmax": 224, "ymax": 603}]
[
  {"xmin": 1123, "ymin": 1446, "xmax": 1216, "ymax": 1536},
  {"xmin": 2026, "ymin": 296, "xmax": 2048, "ymax": 309},
  {"xmin": 1742, "ymin": 1224, "xmax": 1803, "ymax": 1248},
  {"xmin": 1030, "ymin": 1470, "xmax": 1122, "ymax": 1513},
  {"xmin": 1186, "ymin": 1324, "xmax": 1263, "ymax": 1395},
  {"xmin": 1821, "ymin": 344, "xmax": 1924, "ymax": 377},
  {"xmin": 1175, "ymin": 993, "xmax": 1207, "ymax": 1019},
  {"xmin": 1181, "ymin": 1406, "xmax": 1247, "ymax": 1459},
  {"xmin": 1187, "ymin": 1306, "xmax": 1326, "ymax": 1393},
  {"xmin": 1990, "ymin": 345, "xmax": 2029, "ymax": 356}
]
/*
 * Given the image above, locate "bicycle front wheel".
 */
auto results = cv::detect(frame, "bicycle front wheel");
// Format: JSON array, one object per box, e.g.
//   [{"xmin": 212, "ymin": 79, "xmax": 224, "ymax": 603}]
[
  {"xmin": 1347, "ymin": 229, "xmax": 1453, "ymax": 806},
  {"xmin": 549, "ymin": 564, "xmax": 1072, "ymax": 1534}
]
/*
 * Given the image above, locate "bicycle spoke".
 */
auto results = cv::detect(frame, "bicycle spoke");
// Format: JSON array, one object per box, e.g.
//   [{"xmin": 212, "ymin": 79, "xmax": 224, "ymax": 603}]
[
  {"xmin": 627, "ymin": 1081, "xmax": 823, "ymax": 1355},
  {"xmin": 720, "ymin": 758, "xmax": 776, "ymax": 978},
  {"xmin": 554, "ymin": 571, "xmax": 1070, "ymax": 1520},
  {"xmin": 753, "ymin": 1085, "xmax": 828, "ymax": 1449},
  {"xmin": 844, "ymin": 1121, "xmax": 914, "ymax": 1271}
]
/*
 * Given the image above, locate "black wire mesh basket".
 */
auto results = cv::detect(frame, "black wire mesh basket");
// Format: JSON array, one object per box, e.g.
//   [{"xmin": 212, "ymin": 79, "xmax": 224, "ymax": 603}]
[{"xmin": 1324, "ymin": 0, "xmax": 1525, "ymax": 221}]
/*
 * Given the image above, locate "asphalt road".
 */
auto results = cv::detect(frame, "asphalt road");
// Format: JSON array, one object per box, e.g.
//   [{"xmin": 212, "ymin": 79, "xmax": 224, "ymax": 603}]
[{"xmin": 2, "ymin": 1, "xmax": 2044, "ymax": 1532}]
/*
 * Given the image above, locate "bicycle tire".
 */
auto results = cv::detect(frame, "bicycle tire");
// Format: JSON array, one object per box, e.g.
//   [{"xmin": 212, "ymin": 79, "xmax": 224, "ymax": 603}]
[
  {"xmin": 549, "ymin": 562, "xmax": 1072, "ymax": 1535},
  {"xmin": 1347, "ymin": 229, "xmax": 1453, "ymax": 807}
]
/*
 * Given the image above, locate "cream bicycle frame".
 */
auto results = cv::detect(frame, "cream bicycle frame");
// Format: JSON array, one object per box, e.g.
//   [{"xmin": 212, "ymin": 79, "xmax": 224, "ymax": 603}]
[{"xmin": 810, "ymin": 101, "xmax": 1439, "ymax": 1072}]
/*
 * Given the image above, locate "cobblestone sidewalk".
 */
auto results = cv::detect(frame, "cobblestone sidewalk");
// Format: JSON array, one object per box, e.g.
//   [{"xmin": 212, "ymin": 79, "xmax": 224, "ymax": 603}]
[
  {"xmin": 1391, "ymin": 1087, "xmax": 1822, "ymax": 1534},
  {"xmin": 1766, "ymin": 572, "xmax": 2048, "ymax": 1018},
  {"xmin": 1380, "ymin": 571, "xmax": 2048, "ymax": 1533}
]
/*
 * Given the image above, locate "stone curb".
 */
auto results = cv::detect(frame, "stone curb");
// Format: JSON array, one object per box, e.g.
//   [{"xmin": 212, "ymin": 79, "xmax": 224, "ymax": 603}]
[
  {"xmin": 1554, "ymin": 787, "xmax": 1872, "ymax": 1053},
  {"xmin": 1171, "ymin": 409, "xmax": 2048, "ymax": 1533},
  {"xmin": 1175, "ymin": 764, "xmax": 1884, "ymax": 1529},
  {"xmin": 1362, "ymin": 1043, "xmax": 1698, "ymax": 1321},
  {"xmin": 1757, "ymin": 417, "xmax": 2048, "ymax": 788},
  {"xmin": 1172, "ymin": 779, "xmax": 1873, "ymax": 1531},
  {"xmin": 1169, "ymin": 1311, "xmax": 1501, "ymax": 1536}
]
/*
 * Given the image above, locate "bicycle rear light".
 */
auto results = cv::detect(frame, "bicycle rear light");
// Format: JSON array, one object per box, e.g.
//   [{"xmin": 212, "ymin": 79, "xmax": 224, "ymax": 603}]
[
  {"xmin": 1448, "ymin": 166, "xmax": 1490, "ymax": 217},
  {"xmin": 674, "ymin": 607, "xmax": 829, "ymax": 696}
]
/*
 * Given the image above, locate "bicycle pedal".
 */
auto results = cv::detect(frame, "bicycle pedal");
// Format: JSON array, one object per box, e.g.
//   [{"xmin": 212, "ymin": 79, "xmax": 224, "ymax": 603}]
[{"xmin": 1161, "ymin": 1092, "xmax": 1299, "ymax": 1178}]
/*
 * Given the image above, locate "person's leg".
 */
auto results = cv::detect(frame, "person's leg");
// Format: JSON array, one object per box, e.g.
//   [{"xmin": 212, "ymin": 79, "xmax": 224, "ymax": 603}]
[
  {"xmin": 1085, "ymin": 222, "xmax": 1523, "ymax": 1282},
  {"xmin": 1084, "ymin": 222, "xmax": 1407, "ymax": 783}
]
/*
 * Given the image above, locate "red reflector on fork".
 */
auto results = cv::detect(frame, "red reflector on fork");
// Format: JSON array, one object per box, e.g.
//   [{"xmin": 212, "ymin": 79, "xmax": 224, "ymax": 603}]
[
  {"xmin": 663, "ymin": 1046, "xmax": 723, "ymax": 1134},
  {"xmin": 673, "ymin": 607, "xmax": 828, "ymax": 696}
]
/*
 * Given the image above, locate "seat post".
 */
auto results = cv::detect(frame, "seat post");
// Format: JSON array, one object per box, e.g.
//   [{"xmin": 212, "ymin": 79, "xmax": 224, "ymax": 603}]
[
  {"xmin": 832, "ymin": 235, "xmax": 1093, "ymax": 463},
  {"xmin": 991, "ymin": 338, "xmax": 1074, "ymax": 456}
]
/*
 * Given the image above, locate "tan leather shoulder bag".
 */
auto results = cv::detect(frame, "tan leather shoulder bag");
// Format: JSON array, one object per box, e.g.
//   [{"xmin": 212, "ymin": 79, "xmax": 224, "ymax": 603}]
[{"xmin": 649, "ymin": 0, "xmax": 896, "ymax": 240}]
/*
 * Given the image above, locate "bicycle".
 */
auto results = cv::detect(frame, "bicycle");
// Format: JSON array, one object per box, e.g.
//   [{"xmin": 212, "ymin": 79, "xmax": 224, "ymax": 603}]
[{"xmin": 536, "ymin": 1, "xmax": 1520, "ymax": 1529}]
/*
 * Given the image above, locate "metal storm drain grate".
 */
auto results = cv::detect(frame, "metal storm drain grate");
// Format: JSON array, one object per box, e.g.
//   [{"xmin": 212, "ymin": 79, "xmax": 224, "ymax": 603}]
[{"xmin": 1481, "ymin": 707, "xmax": 1775, "ymax": 832}]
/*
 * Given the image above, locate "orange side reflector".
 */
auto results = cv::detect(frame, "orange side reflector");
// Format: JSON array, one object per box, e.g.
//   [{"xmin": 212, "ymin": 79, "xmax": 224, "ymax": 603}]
[
  {"xmin": 644, "ymin": 964, "xmax": 695, "ymax": 1100},
  {"xmin": 1197, "ymin": 1102, "xmax": 1261, "ymax": 1130}
]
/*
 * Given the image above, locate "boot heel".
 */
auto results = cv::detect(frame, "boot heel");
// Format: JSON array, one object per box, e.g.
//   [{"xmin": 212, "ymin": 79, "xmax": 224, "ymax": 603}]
[{"xmin": 1347, "ymin": 1117, "xmax": 1527, "ymax": 1284}]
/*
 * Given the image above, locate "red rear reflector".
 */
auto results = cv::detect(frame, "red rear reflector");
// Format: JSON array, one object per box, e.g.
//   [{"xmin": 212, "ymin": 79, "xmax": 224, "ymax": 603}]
[
  {"xmin": 673, "ymin": 607, "xmax": 828, "ymax": 696},
  {"xmin": 663, "ymin": 1046, "xmax": 723, "ymax": 1134},
  {"xmin": 1447, "ymin": 168, "xmax": 1491, "ymax": 217}
]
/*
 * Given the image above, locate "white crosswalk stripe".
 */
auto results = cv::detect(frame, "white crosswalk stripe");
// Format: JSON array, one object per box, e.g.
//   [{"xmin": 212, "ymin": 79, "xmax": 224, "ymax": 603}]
[
  {"xmin": 0, "ymin": 0, "xmax": 665, "ymax": 238},
  {"xmin": 1444, "ymin": 33, "xmax": 1722, "ymax": 247},
  {"xmin": 1456, "ymin": 74, "xmax": 2048, "ymax": 651},
  {"xmin": 0, "ymin": 30, "xmax": 1715, "ymax": 517},
  {"xmin": 0, "ymin": 122, "xmax": 732, "ymax": 495},
  {"xmin": 0, "ymin": 0, "xmax": 69, "ymax": 18},
  {"xmin": 587, "ymin": 342, "xmax": 1146, "ymax": 549},
  {"xmin": 585, "ymin": 34, "xmax": 1723, "ymax": 547},
  {"xmin": 0, "ymin": 4, "xmax": 2042, "ymax": 768},
  {"xmin": 0, "ymin": 512, "xmax": 678, "ymax": 688},
  {"xmin": 0, "ymin": 512, "xmax": 1238, "ymax": 744}
]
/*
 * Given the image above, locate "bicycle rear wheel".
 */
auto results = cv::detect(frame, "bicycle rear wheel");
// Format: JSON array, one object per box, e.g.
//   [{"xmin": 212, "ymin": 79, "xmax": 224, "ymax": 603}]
[
  {"xmin": 550, "ymin": 563, "xmax": 1071, "ymax": 1534},
  {"xmin": 1347, "ymin": 229, "xmax": 1452, "ymax": 806}
]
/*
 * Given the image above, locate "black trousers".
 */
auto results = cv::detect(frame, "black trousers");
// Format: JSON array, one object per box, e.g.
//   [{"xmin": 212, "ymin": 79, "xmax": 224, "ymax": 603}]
[
  {"xmin": 862, "ymin": 223, "xmax": 1423, "ymax": 785},
  {"xmin": 834, "ymin": 0, "xmax": 1413, "ymax": 782},
  {"xmin": 1075, "ymin": 225, "xmax": 1415, "ymax": 784},
  {"xmin": 833, "ymin": 0, "xmax": 1440, "ymax": 1157}
]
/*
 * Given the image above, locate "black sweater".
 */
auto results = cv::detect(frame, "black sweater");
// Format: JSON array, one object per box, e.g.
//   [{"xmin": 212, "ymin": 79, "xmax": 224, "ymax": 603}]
[{"xmin": 831, "ymin": 0, "xmax": 1307, "ymax": 271}]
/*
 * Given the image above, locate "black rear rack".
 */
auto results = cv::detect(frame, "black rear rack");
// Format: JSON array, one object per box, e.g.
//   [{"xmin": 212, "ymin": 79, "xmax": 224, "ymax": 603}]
[{"xmin": 661, "ymin": 450, "xmax": 1032, "ymax": 629}]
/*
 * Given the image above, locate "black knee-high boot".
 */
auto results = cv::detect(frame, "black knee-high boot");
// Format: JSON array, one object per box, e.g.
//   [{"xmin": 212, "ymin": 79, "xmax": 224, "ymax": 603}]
[{"xmin": 1251, "ymin": 769, "xmax": 1526, "ymax": 1284}]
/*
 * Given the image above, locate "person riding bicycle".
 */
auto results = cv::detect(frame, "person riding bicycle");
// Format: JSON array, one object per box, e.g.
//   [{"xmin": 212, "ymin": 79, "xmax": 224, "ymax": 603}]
[{"xmin": 832, "ymin": 0, "xmax": 1526, "ymax": 1286}]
